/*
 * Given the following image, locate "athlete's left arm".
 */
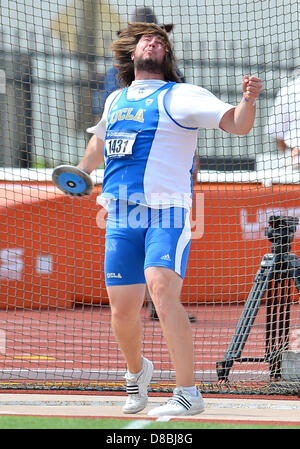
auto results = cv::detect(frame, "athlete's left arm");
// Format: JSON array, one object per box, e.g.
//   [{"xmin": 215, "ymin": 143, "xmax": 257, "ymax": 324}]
[{"xmin": 219, "ymin": 76, "xmax": 262, "ymax": 135}]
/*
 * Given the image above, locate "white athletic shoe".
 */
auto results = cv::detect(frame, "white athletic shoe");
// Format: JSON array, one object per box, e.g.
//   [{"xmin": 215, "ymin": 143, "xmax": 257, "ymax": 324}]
[
  {"xmin": 147, "ymin": 387, "xmax": 205, "ymax": 417},
  {"xmin": 122, "ymin": 357, "xmax": 154, "ymax": 414}
]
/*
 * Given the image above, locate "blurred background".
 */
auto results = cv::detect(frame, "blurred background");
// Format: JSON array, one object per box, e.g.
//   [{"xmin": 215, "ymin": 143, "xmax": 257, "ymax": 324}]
[{"xmin": 0, "ymin": 0, "xmax": 299, "ymax": 173}]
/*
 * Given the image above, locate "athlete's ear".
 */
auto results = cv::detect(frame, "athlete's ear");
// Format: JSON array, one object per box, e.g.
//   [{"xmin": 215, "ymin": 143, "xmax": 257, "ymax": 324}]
[{"xmin": 131, "ymin": 51, "xmax": 135, "ymax": 61}]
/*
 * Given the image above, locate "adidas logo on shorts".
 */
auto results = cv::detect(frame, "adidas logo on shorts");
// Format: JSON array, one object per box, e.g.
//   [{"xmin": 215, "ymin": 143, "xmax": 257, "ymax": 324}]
[{"xmin": 160, "ymin": 254, "xmax": 171, "ymax": 261}]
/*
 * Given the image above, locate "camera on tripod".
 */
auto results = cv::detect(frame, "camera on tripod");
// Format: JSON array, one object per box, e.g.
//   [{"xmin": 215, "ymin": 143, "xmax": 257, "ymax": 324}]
[{"xmin": 216, "ymin": 214, "xmax": 300, "ymax": 385}]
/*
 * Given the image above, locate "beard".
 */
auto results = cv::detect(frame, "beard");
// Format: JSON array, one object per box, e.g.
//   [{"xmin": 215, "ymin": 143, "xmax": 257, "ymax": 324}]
[{"xmin": 134, "ymin": 56, "xmax": 164, "ymax": 75}]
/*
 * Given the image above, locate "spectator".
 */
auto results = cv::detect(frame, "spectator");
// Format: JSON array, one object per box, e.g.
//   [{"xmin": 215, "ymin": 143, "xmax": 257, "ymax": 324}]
[{"xmin": 267, "ymin": 74, "xmax": 300, "ymax": 170}]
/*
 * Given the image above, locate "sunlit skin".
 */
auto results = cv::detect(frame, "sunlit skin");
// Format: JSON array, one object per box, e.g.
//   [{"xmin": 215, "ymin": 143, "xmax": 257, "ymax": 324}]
[{"xmin": 131, "ymin": 34, "xmax": 167, "ymax": 80}]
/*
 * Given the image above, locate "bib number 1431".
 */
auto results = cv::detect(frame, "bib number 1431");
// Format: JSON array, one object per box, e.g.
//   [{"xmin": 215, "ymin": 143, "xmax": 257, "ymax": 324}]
[{"xmin": 105, "ymin": 131, "xmax": 137, "ymax": 158}]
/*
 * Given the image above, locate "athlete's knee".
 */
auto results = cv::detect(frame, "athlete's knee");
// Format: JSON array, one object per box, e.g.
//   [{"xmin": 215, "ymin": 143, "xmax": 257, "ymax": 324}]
[
  {"xmin": 148, "ymin": 280, "xmax": 169, "ymax": 304},
  {"xmin": 147, "ymin": 276, "xmax": 180, "ymax": 315},
  {"xmin": 107, "ymin": 284, "xmax": 145, "ymax": 321},
  {"xmin": 146, "ymin": 267, "xmax": 182, "ymax": 297},
  {"xmin": 110, "ymin": 303, "xmax": 140, "ymax": 324}
]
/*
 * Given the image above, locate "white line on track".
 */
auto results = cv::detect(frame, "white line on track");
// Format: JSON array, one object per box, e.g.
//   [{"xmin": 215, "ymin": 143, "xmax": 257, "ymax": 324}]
[
  {"xmin": 123, "ymin": 419, "xmax": 151, "ymax": 429},
  {"xmin": 123, "ymin": 415, "xmax": 174, "ymax": 429}
]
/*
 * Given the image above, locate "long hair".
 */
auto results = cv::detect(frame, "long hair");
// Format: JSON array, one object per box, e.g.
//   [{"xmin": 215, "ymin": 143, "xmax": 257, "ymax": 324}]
[{"xmin": 111, "ymin": 23, "xmax": 181, "ymax": 87}]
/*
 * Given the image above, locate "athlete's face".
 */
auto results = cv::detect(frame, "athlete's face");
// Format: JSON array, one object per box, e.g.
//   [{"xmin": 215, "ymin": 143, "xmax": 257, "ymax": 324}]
[{"xmin": 131, "ymin": 34, "xmax": 166, "ymax": 73}]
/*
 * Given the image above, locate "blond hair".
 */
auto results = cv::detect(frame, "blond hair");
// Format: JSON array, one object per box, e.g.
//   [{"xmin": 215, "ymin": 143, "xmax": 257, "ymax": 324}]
[{"xmin": 111, "ymin": 22, "xmax": 181, "ymax": 87}]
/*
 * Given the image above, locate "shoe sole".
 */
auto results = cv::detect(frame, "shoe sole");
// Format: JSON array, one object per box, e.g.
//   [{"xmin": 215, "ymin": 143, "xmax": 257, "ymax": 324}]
[
  {"xmin": 148, "ymin": 408, "xmax": 205, "ymax": 417},
  {"xmin": 148, "ymin": 404, "xmax": 205, "ymax": 417},
  {"xmin": 123, "ymin": 402, "xmax": 148, "ymax": 414}
]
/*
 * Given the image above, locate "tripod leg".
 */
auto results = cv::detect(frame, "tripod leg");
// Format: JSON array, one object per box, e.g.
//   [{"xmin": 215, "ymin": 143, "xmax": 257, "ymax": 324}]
[
  {"xmin": 268, "ymin": 274, "xmax": 293, "ymax": 380},
  {"xmin": 268, "ymin": 254, "xmax": 300, "ymax": 381},
  {"xmin": 265, "ymin": 279, "xmax": 274, "ymax": 358},
  {"xmin": 274, "ymin": 276, "xmax": 292, "ymax": 380},
  {"xmin": 266, "ymin": 254, "xmax": 296, "ymax": 381},
  {"xmin": 277, "ymin": 276, "xmax": 291, "ymax": 353},
  {"xmin": 216, "ymin": 254, "xmax": 275, "ymax": 382},
  {"xmin": 283, "ymin": 277, "xmax": 292, "ymax": 352},
  {"xmin": 268, "ymin": 279, "xmax": 280, "ymax": 380},
  {"xmin": 288, "ymin": 254, "xmax": 300, "ymax": 293}
]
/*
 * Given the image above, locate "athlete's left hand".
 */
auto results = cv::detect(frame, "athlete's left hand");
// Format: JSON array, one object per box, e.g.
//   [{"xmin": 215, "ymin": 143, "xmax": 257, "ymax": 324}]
[{"xmin": 242, "ymin": 76, "xmax": 262, "ymax": 103}]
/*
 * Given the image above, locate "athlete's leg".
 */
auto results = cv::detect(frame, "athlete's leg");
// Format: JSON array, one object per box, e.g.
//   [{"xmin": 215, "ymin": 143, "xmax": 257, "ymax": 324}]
[
  {"xmin": 104, "ymin": 201, "xmax": 148, "ymax": 374},
  {"xmin": 144, "ymin": 207, "xmax": 195, "ymax": 387},
  {"xmin": 103, "ymin": 201, "xmax": 153, "ymax": 414},
  {"xmin": 145, "ymin": 266, "xmax": 195, "ymax": 387},
  {"xmin": 106, "ymin": 283, "xmax": 146, "ymax": 374},
  {"xmin": 107, "ymin": 282, "xmax": 154, "ymax": 415}
]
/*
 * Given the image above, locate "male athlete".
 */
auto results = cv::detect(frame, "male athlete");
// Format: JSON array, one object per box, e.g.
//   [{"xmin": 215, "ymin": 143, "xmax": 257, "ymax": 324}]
[{"xmin": 78, "ymin": 22, "xmax": 262, "ymax": 416}]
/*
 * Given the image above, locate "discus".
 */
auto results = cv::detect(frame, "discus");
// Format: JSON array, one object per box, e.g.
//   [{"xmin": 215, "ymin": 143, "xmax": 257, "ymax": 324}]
[{"xmin": 52, "ymin": 165, "xmax": 94, "ymax": 196}]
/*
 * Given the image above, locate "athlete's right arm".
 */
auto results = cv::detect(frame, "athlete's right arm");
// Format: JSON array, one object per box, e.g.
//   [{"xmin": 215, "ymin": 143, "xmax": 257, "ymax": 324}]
[
  {"xmin": 77, "ymin": 89, "xmax": 122, "ymax": 174},
  {"xmin": 77, "ymin": 134, "xmax": 105, "ymax": 175}
]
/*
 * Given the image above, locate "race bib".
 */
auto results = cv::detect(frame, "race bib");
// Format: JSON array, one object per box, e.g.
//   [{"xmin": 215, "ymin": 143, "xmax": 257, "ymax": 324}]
[{"xmin": 105, "ymin": 131, "xmax": 137, "ymax": 159}]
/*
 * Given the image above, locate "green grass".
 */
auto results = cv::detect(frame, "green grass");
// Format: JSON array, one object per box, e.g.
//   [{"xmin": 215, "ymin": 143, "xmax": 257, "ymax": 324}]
[{"xmin": 0, "ymin": 416, "xmax": 299, "ymax": 429}]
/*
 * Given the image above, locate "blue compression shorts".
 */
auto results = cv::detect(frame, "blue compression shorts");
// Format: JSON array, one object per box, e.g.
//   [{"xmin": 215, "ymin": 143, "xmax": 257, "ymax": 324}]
[{"xmin": 104, "ymin": 200, "xmax": 191, "ymax": 286}]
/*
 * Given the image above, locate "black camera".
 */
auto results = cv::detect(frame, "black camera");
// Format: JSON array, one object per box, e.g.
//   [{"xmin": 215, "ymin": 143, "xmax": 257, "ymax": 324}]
[{"xmin": 265, "ymin": 215, "xmax": 299, "ymax": 252}]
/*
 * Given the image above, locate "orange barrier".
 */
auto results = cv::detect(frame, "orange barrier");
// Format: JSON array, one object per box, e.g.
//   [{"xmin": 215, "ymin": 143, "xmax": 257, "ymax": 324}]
[
  {"xmin": 0, "ymin": 183, "xmax": 299, "ymax": 308},
  {"xmin": 187, "ymin": 184, "xmax": 300, "ymax": 304},
  {"xmin": 0, "ymin": 184, "xmax": 105, "ymax": 309}
]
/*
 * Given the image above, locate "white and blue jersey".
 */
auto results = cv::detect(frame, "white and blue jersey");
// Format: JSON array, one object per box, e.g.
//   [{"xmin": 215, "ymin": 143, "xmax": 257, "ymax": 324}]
[
  {"xmin": 100, "ymin": 82, "xmax": 198, "ymax": 210},
  {"xmin": 88, "ymin": 80, "xmax": 233, "ymax": 211},
  {"xmin": 100, "ymin": 83, "xmax": 197, "ymax": 208}
]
